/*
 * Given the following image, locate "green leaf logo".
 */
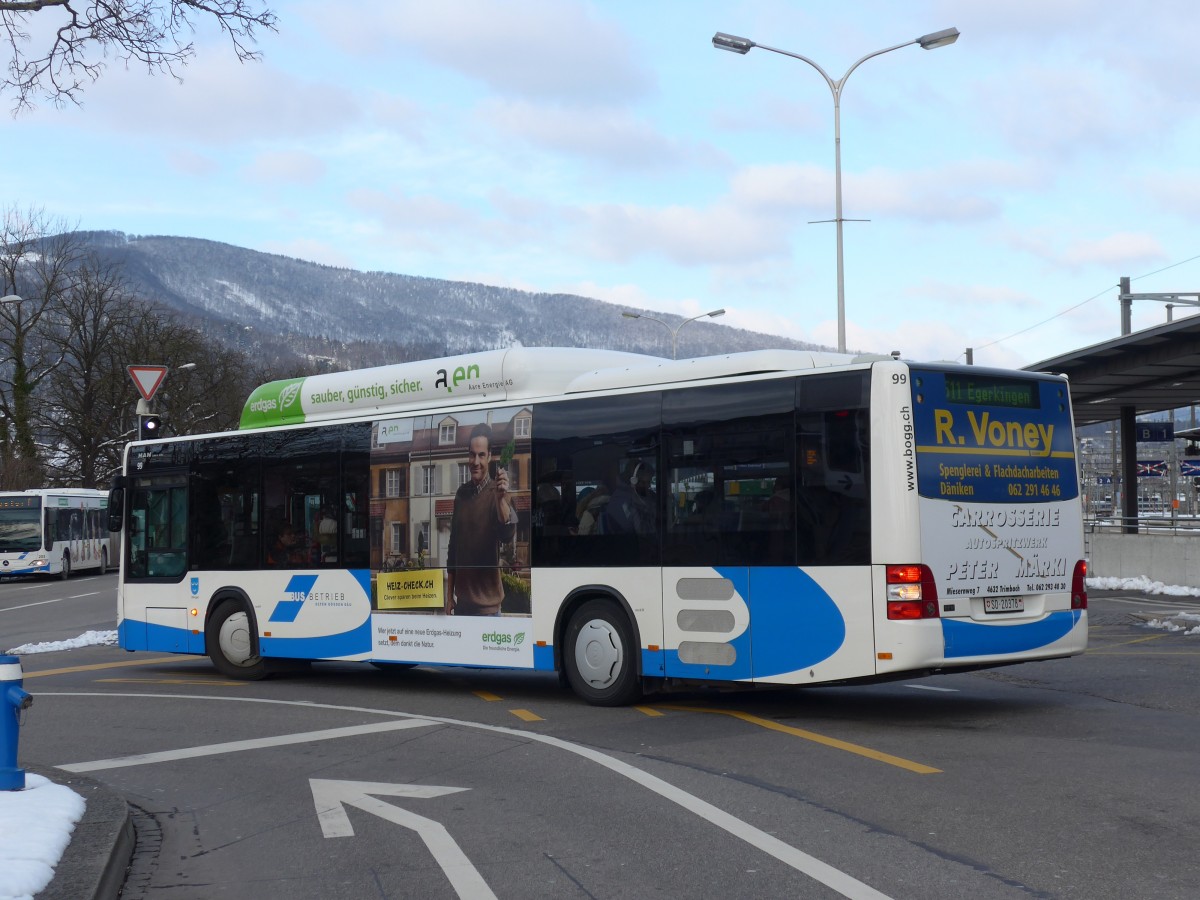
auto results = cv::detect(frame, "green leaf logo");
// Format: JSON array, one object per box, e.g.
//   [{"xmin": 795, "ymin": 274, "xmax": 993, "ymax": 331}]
[
  {"xmin": 279, "ymin": 383, "xmax": 302, "ymax": 410},
  {"xmin": 514, "ymin": 632, "xmax": 526, "ymax": 646}
]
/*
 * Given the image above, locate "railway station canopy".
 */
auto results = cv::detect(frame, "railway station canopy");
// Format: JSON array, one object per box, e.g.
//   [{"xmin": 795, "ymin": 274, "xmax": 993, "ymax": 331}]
[{"xmin": 1024, "ymin": 313, "xmax": 1200, "ymax": 428}]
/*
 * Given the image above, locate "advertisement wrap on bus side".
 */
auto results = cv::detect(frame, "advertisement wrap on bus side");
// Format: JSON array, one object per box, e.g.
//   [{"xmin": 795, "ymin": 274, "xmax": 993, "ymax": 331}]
[
  {"xmin": 237, "ymin": 351, "xmax": 520, "ymax": 429},
  {"xmin": 909, "ymin": 369, "xmax": 1083, "ymax": 602},
  {"xmin": 377, "ymin": 570, "xmax": 445, "ymax": 609},
  {"xmin": 161, "ymin": 571, "xmax": 536, "ymax": 669},
  {"xmin": 371, "ymin": 613, "xmax": 533, "ymax": 667}
]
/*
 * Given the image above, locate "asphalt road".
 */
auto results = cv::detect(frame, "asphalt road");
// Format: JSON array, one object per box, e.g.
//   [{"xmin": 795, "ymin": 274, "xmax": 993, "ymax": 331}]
[{"xmin": 5, "ymin": 575, "xmax": 1200, "ymax": 899}]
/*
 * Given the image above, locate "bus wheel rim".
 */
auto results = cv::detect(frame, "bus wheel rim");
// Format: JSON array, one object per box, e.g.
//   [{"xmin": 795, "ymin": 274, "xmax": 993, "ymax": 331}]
[
  {"xmin": 219, "ymin": 611, "xmax": 256, "ymax": 666},
  {"xmin": 575, "ymin": 619, "xmax": 622, "ymax": 689}
]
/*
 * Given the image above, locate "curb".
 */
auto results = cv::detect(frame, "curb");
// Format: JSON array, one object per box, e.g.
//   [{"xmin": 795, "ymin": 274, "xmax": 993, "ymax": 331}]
[{"xmin": 27, "ymin": 765, "xmax": 132, "ymax": 900}]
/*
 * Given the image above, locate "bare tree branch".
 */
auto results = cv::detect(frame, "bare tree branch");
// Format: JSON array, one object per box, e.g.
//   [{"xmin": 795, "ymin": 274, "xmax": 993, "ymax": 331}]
[
  {"xmin": 2, "ymin": 211, "xmax": 276, "ymax": 488},
  {"xmin": 2, "ymin": 0, "xmax": 276, "ymax": 112}
]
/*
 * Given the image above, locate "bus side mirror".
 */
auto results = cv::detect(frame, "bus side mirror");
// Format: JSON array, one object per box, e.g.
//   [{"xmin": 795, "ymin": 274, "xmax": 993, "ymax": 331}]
[{"xmin": 107, "ymin": 475, "xmax": 126, "ymax": 532}]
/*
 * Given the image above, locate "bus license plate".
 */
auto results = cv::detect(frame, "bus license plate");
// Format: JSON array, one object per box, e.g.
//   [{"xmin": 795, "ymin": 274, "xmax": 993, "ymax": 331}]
[{"xmin": 984, "ymin": 597, "xmax": 1023, "ymax": 614}]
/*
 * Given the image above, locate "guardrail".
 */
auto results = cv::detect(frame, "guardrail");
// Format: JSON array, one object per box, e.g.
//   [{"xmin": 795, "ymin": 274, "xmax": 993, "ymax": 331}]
[{"xmin": 1086, "ymin": 515, "xmax": 1200, "ymax": 535}]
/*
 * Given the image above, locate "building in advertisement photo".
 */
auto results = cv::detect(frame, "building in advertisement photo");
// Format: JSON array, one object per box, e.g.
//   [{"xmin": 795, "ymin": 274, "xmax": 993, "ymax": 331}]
[{"xmin": 369, "ymin": 407, "xmax": 532, "ymax": 613}]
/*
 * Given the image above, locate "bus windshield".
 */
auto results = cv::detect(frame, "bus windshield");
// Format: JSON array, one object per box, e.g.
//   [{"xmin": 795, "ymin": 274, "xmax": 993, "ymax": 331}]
[{"xmin": 0, "ymin": 508, "xmax": 42, "ymax": 552}]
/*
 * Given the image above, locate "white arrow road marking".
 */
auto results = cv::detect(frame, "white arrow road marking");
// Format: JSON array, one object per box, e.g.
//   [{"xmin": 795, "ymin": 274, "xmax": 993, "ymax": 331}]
[
  {"xmin": 50, "ymin": 693, "xmax": 895, "ymax": 899},
  {"xmin": 309, "ymin": 779, "xmax": 467, "ymax": 838},
  {"xmin": 60, "ymin": 719, "xmax": 437, "ymax": 773},
  {"xmin": 310, "ymin": 779, "xmax": 495, "ymax": 900}
]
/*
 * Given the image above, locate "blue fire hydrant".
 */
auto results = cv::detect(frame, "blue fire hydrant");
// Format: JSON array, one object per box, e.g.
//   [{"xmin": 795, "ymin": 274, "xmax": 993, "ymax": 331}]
[{"xmin": 2, "ymin": 654, "xmax": 33, "ymax": 791}]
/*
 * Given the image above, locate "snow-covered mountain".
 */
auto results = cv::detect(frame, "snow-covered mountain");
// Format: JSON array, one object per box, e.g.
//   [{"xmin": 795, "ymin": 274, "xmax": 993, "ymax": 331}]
[{"xmin": 73, "ymin": 231, "xmax": 826, "ymax": 369}]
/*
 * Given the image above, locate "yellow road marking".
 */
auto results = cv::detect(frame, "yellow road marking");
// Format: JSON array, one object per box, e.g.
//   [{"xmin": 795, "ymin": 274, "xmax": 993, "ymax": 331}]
[
  {"xmin": 510, "ymin": 709, "xmax": 543, "ymax": 722},
  {"xmin": 473, "ymin": 690, "xmax": 502, "ymax": 702},
  {"xmin": 22, "ymin": 656, "xmax": 190, "ymax": 678},
  {"xmin": 1084, "ymin": 634, "xmax": 1178, "ymax": 650},
  {"xmin": 634, "ymin": 705, "xmax": 665, "ymax": 717},
  {"xmin": 656, "ymin": 705, "xmax": 942, "ymax": 774}
]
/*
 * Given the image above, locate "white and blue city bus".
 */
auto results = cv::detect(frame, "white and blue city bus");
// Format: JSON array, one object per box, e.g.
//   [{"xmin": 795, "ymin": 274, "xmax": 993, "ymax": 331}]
[
  {"xmin": 0, "ymin": 488, "xmax": 116, "ymax": 579},
  {"xmin": 106, "ymin": 346, "xmax": 1087, "ymax": 705}
]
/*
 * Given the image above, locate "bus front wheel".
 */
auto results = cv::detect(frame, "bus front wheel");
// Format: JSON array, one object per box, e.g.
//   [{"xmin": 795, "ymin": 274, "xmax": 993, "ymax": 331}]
[
  {"xmin": 563, "ymin": 599, "xmax": 641, "ymax": 707},
  {"xmin": 206, "ymin": 601, "xmax": 267, "ymax": 680},
  {"xmin": 59, "ymin": 553, "xmax": 71, "ymax": 580}
]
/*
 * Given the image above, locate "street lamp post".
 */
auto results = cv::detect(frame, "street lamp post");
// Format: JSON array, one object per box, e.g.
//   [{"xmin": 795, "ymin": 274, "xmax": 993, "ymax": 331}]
[
  {"xmin": 713, "ymin": 27, "xmax": 959, "ymax": 354},
  {"xmin": 622, "ymin": 309, "xmax": 726, "ymax": 359}
]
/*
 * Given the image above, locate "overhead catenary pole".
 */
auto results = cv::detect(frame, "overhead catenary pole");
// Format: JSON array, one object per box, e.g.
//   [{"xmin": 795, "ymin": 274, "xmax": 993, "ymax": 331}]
[{"xmin": 1115, "ymin": 276, "xmax": 1200, "ymax": 530}]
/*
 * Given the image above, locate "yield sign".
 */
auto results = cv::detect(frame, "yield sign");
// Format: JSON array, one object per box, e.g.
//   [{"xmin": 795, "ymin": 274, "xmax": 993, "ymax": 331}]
[{"xmin": 128, "ymin": 365, "xmax": 168, "ymax": 401}]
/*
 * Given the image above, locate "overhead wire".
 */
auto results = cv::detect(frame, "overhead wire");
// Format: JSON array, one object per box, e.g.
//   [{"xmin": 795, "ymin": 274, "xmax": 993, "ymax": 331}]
[{"xmin": 965, "ymin": 251, "xmax": 1200, "ymax": 360}]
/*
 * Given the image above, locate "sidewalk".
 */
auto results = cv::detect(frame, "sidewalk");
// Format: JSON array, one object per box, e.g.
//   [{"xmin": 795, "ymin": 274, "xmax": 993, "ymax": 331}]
[{"xmin": 25, "ymin": 765, "xmax": 132, "ymax": 900}]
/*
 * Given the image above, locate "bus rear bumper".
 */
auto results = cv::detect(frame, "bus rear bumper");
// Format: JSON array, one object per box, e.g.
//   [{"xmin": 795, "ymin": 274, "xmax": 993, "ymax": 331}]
[{"xmin": 875, "ymin": 609, "xmax": 1087, "ymax": 675}]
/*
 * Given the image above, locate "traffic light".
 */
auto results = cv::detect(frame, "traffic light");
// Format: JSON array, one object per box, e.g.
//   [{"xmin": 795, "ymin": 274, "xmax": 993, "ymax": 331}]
[{"xmin": 139, "ymin": 414, "xmax": 162, "ymax": 440}]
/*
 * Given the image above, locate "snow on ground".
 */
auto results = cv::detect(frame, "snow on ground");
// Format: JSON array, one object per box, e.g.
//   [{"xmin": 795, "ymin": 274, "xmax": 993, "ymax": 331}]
[
  {"xmin": 1087, "ymin": 576, "xmax": 1200, "ymax": 635},
  {"xmin": 1142, "ymin": 613, "xmax": 1200, "ymax": 636},
  {"xmin": 4, "ymin": 630, "xmax": 116, "ymax": 655},
  {"xmin": 1087, "ymin": 575, "xmax": 1200, "ymax": 597},
  {"xmin": 1, "ymin": 632, "xmax": 115, "ymax": 898},
  {"xmin": 0, "ymin": 775, "xmax": 85, "ymax": 900}
]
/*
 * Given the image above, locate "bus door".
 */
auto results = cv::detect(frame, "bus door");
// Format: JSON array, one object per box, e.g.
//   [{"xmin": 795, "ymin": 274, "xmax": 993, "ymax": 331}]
[
  {"xmin": 121, "ymin": 469, "xmax": 198, "ymax": 654},
  {"xmin": 738, "ymin": 385, "xmax": 876, "ymax": 685},
  {"xmin": 661, "ymin": 380, "xmax": 797, "ymax": 683}
]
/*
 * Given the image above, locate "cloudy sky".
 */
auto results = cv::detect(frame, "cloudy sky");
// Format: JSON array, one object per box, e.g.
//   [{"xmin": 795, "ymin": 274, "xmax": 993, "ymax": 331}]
[{"xmin": 5, "ymin": 0, "xmax": 1199, "ymax": 369}]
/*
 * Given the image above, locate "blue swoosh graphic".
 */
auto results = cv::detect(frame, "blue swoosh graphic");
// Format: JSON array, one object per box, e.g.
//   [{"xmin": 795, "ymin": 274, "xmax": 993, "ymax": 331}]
[{"xmin": 942, "ymin": 610, "xmax": 1082, "ymax": 657}]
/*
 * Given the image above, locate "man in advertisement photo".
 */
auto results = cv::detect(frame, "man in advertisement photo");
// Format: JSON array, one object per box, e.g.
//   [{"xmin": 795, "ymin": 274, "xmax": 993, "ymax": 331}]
[{"xmin": 445, "ymin": 423, "xmax": 517, "ymax": 616}]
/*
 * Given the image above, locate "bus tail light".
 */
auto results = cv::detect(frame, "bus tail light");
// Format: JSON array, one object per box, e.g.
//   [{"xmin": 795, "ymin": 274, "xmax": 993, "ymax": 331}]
[
  {"xmin": 1071, "ymin": 559, "xmax": 1088, "ymax": 610},
  {"xmin": 886, "ymin": 564, "xmax": 939, "ymax": 620}
]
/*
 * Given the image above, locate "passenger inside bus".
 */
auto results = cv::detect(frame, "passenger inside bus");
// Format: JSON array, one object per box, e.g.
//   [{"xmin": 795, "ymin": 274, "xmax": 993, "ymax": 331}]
[
  {"xmin": 267, "ymin": 524, "xmax": 309, "ymax": 567},
  {"xmin": 575, "ymin": 465, "xmax": 620, "ymax": 535},
  {"xmin": 317, "ymin": 505, "xmax": 338, "ymax": 561},
  {"xmin": 606, "ymin": 460, "xmax": 657, "ymax": 534}
]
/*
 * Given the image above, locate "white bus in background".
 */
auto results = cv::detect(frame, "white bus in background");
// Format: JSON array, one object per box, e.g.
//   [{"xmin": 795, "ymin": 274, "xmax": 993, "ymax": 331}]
[
  {"xmin": 0, "ymin": 488, "xmax": 116, "ymax": 579},
  {"xmin": 107, "ymin": 346, "xmax": 1089, "ymax": 705}
]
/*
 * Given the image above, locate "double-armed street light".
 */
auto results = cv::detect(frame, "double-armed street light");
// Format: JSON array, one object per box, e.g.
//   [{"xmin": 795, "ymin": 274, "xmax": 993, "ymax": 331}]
[
  {"xmin": 622, "ymin": 308, "xmax": 726, "ymax": 359},
  {"xmin": 712, "ymin": 27, "xmax": 960, "ymax": 354}
]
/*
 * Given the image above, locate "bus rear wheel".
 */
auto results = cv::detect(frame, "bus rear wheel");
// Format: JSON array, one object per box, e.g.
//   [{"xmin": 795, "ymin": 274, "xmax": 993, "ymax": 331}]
[
  {"xmin": 563, "ymin": 599, "xmax": 641, "ymax": 707},
  {"xmin": 207, "ymin": 600, "xmax": 267, "ymax": 680}
]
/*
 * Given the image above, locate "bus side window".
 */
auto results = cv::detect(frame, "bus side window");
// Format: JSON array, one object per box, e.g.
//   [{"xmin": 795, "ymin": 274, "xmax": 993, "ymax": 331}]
[
  {"xmin": 795, "ymin": 372, "xmax": 872, "ymax": 566},
  {"xmin": 663, "ymin": 380, "xmax": 795, "ymax": 567},
  {"xmin": 261, "ymin": 428, "xmax": 339, "ymax": 569},
  {"xmin": 530, "ymin": 393, "xmax": 662, "ymax": 568}
]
